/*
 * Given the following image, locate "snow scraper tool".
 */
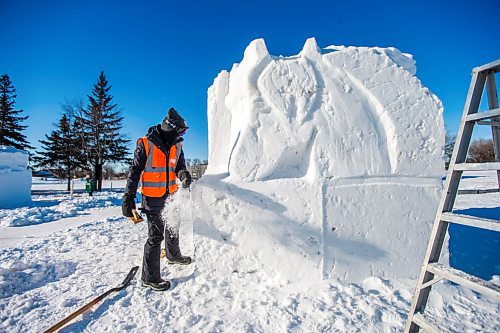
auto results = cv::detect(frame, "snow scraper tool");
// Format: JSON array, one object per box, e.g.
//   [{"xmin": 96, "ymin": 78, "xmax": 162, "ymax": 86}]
[{"xmin": 43, "ymin": 266, "xmax": 139, "ymax": 333}]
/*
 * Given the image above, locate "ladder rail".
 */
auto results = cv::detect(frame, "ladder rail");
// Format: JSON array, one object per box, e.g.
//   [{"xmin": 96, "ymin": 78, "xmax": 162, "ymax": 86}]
[
  {"xmin": 405, "ymin": 62, "xmax": 498, "ymax": 333},
  {"xmin": 485, "ymin": 70, "xmax": 500, "ymax": 189}
]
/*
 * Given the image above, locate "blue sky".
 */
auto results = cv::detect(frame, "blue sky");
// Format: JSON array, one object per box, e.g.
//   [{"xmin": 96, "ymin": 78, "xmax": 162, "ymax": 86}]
[{"xmin": 1, "ymin": 0, "xmax": 499, "ymax": 162}]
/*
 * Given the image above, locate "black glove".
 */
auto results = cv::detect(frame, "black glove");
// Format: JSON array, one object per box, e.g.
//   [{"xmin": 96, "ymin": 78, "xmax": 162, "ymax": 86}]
[
  {"xmin": 122, "ymin": 193, "xmax": 136, "ymax": 217},
  {"xmin": 178, "ymin": 170, "xmax": 192, "ymax": 188}
]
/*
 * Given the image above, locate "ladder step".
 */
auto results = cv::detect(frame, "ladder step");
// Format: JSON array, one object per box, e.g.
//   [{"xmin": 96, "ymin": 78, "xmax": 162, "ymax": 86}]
[
  {"xmin": 441, "ymin": 212, "xmax": 500, "ymax": 231},
  {"xmin": 465, "ymin": 108, "xmax": 500, "ymax": 122},
  {"xmin": 426, "ymin": 263, "xmax": 500, "ymax": 301},
  {"xmin": 412, "ymin": 313, "xmax": 441, "ymax": 333},
  {"xmin": 457, "ymin": 188, "xmax": 500, "ymax": 194},
  {"xmin": 476, "ymin": 120, "xmax": 500, "ymax": 127},
  {"xmin": 454, "ymin": 162, "xmax": 500, "ymax": 171}
]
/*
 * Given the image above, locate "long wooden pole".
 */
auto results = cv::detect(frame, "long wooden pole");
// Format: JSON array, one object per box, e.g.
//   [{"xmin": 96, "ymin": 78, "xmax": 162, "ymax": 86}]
[{"xmin": 44, "ymin": 266, "xmax": 139, "ymax": 333}]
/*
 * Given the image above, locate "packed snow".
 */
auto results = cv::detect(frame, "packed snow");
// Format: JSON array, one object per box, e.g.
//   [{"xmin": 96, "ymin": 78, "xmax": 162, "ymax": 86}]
[
  {"xmin": 207, "ymin": 38, "xmax": 444, "ymax": 282},
  {"xmin": 0, "ymin": 147, "xmax": 32, "ymax": 208},
  {"xmin": 0, "ymin": 172, "xmax": 498, "ymax": 332}
]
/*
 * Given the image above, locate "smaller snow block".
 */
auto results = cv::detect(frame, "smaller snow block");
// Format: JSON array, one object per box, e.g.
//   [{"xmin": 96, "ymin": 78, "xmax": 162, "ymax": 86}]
[{"xmin": 0, "ymin": 146, "xmax": 31, "ymax": 208}]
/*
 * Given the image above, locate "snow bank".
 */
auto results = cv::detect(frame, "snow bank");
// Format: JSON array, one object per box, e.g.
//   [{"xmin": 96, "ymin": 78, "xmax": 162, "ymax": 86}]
[
  {"xmin": 0, "ymin": 191, "xmax": 122, "ymax": 227},
  {"xmin": 206, "ymin": 38, "xmax": 445, "ymax": 282},
  {"xmin": 0, "ymin": 147, "xmax": 32, "ymax": 208}
]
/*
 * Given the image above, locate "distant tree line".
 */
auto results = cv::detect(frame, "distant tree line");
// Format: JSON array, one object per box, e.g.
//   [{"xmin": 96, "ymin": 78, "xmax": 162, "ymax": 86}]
[
  {"xmin": 185, "ymin": 158, "xmax": 208, "ymax": 166},
  {"xmin": 444, "ymin": 131, "xmax": 496, "ymax": 166},
  {"xmin": 0, "ymin": 71, "xmax": 130, "ymax": 191}
]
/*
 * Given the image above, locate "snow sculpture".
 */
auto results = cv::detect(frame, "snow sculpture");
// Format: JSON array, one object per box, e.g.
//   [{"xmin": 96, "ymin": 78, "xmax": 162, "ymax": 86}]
[
  {"xmin": 205, "ymin": 38, "xmax": 444, "ymax": 282},
  {"xmin": 0, "ymin": 146, "xmax": 32, "ymax": 208}
]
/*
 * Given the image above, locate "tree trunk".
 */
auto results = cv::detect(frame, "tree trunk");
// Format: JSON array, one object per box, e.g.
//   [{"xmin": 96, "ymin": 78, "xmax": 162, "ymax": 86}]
[
  {"xmin": 94, "ymin": 161, "xmax": 103, "ymax": 191},
  {"xmin": 66, "ymin": 164, "xmax": 71, "ymax": 192}
]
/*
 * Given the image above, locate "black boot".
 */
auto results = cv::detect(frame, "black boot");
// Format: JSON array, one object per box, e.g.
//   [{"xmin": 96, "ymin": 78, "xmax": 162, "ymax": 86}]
[
  {"xmin": 167, "ymin": 255, "xmax": 192, "ymax": 265},
  {"xmin": 142, "ymin": 279, "xmax": 171, "ymax": 291},
  {"xmin": 165, "ymin": 229, "xmax": 192, "ymax": 265}
]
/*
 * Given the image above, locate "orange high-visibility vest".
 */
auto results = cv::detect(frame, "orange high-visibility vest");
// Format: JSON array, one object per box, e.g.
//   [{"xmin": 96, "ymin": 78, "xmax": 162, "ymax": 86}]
[{"xmin": 139, "ymin": 137, "xmax": 182, "ymax": 197}]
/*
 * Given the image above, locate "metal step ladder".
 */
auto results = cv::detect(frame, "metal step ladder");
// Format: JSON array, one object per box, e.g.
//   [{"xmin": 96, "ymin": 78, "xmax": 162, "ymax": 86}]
[{"xmin": 405, "ymin": 59, "xmax": 500, "ymax": 333}]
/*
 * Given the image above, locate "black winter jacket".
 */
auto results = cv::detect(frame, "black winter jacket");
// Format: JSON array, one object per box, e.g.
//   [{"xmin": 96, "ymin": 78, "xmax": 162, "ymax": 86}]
[{"xmin": 125, "ymin": 124, "xmax": 187, "ymax": 213}]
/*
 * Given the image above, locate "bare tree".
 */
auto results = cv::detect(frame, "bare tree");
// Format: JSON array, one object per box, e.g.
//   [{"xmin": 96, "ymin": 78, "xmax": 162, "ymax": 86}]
[
  {"xmin": 103, "ymin": 164, "xmax": 117, "ymax": 179},
  {"xmin": 467, "ymin": 138, "xmax": 495, "ymax": 163},
  {"xmin": 444, "ymin": 131, "xmax": 456, "ymax": 164}
]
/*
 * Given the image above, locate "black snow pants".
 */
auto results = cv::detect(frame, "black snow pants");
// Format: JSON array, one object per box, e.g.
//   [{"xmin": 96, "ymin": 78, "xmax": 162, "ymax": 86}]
[
  {"xmin": 141, "ymin": 212, "xmax": 182, "ymax": 283},
  {"xmin": 142, "ymin": 212, "xmax": 164, "ymax": 283}
]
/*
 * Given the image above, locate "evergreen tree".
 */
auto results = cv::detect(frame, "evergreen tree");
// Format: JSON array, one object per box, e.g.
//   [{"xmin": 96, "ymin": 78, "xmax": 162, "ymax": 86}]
[
  {"xmin": 33, "ymin": 108, "xmax": 86, "ymax": 191},
  {"xmin": 76, "ymin": 71, "xmax": 130, "ymax": 191},
  {"xmin": 0, "ymin": 74, "xmax": 33, "ymax": 150}
]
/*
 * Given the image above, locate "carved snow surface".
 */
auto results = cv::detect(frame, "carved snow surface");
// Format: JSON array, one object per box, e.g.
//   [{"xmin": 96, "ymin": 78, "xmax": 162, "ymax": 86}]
[
  {"xmin": 208, "ymin": 37, "xmax": 444, "ymax": 181},
  {"xmin": 206, "ymin": 38, "xmax": 445, "ymax": 282}
]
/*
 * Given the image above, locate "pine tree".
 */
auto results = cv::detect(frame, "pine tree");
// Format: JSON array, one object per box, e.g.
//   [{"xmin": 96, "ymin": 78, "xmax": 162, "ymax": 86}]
[
  {"xmin": 33, "ymin": 108, "xmax": 86, "ymax": 191},
  {"xmin": 76, "ymin": 71, "xmax": 130, "ymax": 191},
  {"xmin": 0, "ymin": 74, "xmax": 33, "ymax": 150}
]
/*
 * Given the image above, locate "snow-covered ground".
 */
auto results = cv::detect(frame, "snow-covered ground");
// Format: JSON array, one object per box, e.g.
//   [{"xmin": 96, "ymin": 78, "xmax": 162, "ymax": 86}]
[{"xmin": 0, "ymin": 172, "xmax": 498, "ymax": 332}]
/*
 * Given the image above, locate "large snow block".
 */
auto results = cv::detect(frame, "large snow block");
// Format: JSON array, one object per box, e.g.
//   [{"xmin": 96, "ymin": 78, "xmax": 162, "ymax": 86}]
[
  {"xmin": 322, "ymin": 180, "xmax": 441, "ymax": 281},
  {"xmin": 0, "ymin": 146, "xmax": 32, "ymax": 208},
  {"xmin": 206, "ymin": 37, "xmax": 445, "ymax": 282}
]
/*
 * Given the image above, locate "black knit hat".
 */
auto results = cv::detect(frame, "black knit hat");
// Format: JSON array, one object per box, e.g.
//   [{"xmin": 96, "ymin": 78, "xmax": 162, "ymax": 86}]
[{"xmin": 161, "ymin": 108, "xmax": 189, "ymax": 135}]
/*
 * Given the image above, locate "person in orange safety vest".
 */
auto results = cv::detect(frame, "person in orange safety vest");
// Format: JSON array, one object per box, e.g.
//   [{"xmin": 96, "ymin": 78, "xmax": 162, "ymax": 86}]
[{"xmin": 122, "ymin": 108, "xmax": 192, "ymax": 291}]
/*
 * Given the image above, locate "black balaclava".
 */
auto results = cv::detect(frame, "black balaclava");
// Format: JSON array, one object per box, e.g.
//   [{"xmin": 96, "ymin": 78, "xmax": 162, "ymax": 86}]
[{"xmin": 161, "ymin": 107, "xmax": 188, "ymax": 134}]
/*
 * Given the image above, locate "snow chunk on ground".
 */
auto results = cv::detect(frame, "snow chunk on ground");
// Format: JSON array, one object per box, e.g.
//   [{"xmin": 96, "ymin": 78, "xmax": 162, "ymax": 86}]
[
  {"xmin": 0, "ymin": 147, "xmax": 31, "ymax": 208},
  {"xmin": 207, "ymin": 38, "xmax": 444, "ymax": 282}
]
